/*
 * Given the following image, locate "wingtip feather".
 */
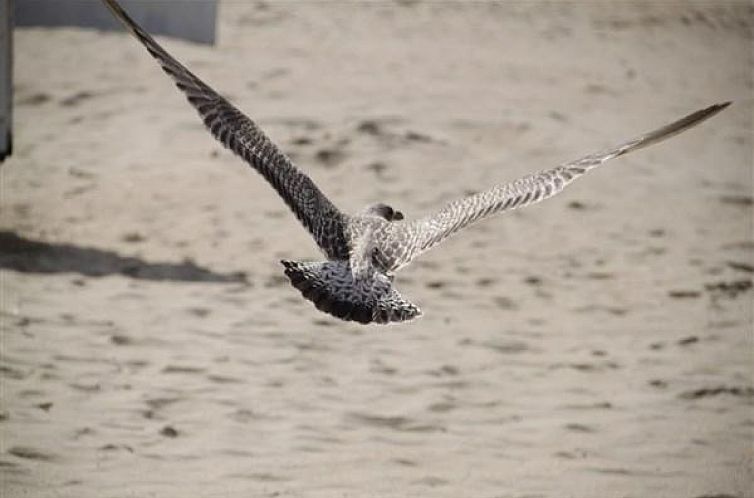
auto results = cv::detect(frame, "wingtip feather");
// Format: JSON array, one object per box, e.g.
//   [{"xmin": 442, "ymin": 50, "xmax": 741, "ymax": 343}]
[{"xmin": 700, "ymin": 101, "xmax": 732, "ymax": 119}]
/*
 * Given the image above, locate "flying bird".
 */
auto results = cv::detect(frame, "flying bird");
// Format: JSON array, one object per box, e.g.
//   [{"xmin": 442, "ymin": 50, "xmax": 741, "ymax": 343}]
[{"xmin": 101, "ymin": 0, "xmax": 729, "ymax": 324}]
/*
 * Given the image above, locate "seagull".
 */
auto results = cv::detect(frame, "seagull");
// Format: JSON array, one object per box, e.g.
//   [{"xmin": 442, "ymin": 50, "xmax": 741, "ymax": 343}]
[{"xmin": 102, "ymin": 0, "xmax": 729, "ymax": 325}]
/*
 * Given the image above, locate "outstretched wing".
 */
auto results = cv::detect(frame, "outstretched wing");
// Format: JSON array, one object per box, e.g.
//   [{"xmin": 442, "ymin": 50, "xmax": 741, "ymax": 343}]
[
  {"xmin": 391, "ymin": 102, "xmax": 730, "ymax": 267},
  {"xmin": 101, "ymin": 0, "xmax": 349, "ymax": 259}
]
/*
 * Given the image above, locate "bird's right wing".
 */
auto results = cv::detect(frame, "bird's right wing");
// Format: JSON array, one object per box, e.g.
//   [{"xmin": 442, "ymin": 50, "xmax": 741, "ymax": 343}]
[
  {"xmin": 390, "ymin": 102, "xmax": 730, "ymax": 268},
  {"xmin": 101, "ymin": 0, "xmax": 349, "ymax": 258}
]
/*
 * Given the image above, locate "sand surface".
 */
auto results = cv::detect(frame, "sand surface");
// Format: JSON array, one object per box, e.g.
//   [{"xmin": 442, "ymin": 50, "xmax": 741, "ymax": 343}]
[{"xmin": 2, "ymin": 2, "xmax": 753, "ymax": 497}]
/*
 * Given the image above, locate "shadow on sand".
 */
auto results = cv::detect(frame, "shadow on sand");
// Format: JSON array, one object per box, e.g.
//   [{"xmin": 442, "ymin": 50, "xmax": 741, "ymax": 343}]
[{"xmin": 0, "ymin": 231, "xmax": 247, "ymax": 283}]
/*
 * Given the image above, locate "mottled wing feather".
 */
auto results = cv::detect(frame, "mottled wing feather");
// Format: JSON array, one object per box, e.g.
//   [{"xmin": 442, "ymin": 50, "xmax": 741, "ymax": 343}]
[
  {"xmin": 348, "ymin": 227, "xmax": 375, "ymax": 279},
  {"xmin": 282, "ymin": 260, "xmax": 422, "ymax": 324},
  {"xmin": 101, "ymin": 0, "xmax": 349, "ymax": 259},
  {"xmin": 393, "ymin": 103, "xmax": 730, "ymax": 266}
]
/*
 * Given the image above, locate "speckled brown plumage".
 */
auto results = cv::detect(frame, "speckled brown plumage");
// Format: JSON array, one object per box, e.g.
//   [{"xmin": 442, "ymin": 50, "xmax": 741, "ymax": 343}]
[{"xmin": 103, "ymin": 0, "xmax": 729, "ymax": 324}]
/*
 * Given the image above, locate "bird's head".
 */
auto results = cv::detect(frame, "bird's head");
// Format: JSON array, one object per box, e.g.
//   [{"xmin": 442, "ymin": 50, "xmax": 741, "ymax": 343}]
[{"xmin": 363, "ymin": 202, "xmax": 404, "ymax": 221}]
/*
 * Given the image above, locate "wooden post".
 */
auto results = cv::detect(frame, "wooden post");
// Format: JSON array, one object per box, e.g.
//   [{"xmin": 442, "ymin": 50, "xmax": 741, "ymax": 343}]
[{"xmin": 0, "ymin": 0, "xmax": 11, "ymax": 161}]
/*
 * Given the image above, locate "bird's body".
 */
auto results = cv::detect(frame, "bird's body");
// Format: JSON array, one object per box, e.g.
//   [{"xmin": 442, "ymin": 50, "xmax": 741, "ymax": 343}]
[{"xmin": 101, "ymin": 0, "xmax": 729, "ymax": 324}]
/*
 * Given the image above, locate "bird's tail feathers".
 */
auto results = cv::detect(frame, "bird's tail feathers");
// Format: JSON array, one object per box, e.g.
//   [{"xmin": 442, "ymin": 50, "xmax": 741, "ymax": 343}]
[{"xmin": 281, "ymin": 260, "xmax": 421, "ymax": 324}]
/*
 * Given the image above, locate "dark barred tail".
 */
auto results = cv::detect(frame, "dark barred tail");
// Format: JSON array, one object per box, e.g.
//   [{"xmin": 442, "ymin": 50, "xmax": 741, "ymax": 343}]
[{"xmin": 281, "ymin": 260, "xmax": 421, "ymax": 325}]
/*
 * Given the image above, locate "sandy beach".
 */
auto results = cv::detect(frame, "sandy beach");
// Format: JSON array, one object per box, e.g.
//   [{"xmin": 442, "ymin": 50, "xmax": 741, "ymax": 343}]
[{"xmin": 1, "ymin": 2, "xmax": 752, "ymax": 497}]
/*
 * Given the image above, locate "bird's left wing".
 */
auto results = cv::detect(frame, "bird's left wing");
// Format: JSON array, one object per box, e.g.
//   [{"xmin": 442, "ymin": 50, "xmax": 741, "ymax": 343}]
[
  {"xmin": 390, "ymin": 102, "xmax": 730, "ymax": 268},
  {"xmin": 101, "ymin": 0, "xmax": 349, "ymax": 258}
]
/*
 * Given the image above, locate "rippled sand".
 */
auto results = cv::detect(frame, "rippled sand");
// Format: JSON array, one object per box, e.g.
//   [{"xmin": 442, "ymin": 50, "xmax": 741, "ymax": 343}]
[{"xmin": 2, "ymin": 2, "xmax": 752, "ymax": 497}]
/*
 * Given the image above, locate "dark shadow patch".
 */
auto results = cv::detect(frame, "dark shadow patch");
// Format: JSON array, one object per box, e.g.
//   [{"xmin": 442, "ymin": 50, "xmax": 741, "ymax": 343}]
[
  {"xmin": 587, "ymin": 272, "xmax": 614, "ymax": 280},
  {"xmin": 475, "ymin": 277, "xmax": 495, "ymax": 287},
  {"xmin": 230, "ymin": 408, "xmax": 260, "ymax": 423},
  {"xmin": 186, "ymin": 307, "xmax": 211, "ymax": 318},
  {"xmin": 668, "ymin": 289, "xmax": 701, "ymax": 298},
  {"xmin": 482, "ymin": 339, "xmax": 529, "ymax": 354},
  {"xmin": 567, "ymin": 200, "xmax": 588, "ymax": 210},
  {"xmin": 370, "ymin": 360, "xmax": 397, "ymax": 375},
  {"xmin": 162, "ymin": 365, "xmax": 205, "ymax": 374},
  {"xmin": 226, "ymin": 472, "xmax": 291, "ymax": 482},
  {"xmin": 524, "ymin": 276, "xmax": 542, "ymax": 286},
  {"xmin": 427, "ymin": 365, "xmax": 459, "ymax": 377},
  {"xmin": 314, "ymin": 147, "xmax": 346, "ymax": 168},
  {"xmin": 564, "ymin": 423, "xmax": 596, "ymax": 433},
  {"xmin": 395, "ymin": 0, "xmax": 420, "ymax": 7},
  {"xmin": 413, "ymin": 476, "xmax": 448, "ymax": 487},
  {"xmin": 722, "ymin": 240, "xmax": 754, "ymax": 251},
  {"xmin": 207, "ymin": 374, "xmax": 244, "ymax": 384},
  {"xmin": 159, "ymin": 426, "xmax": 179, "ymax": 438},
  {"xmin": 492, "ymin": 296, "xmax": 518, "ymax": 310},
  {"xmin": 365, "ymin": 161, "xmax": 387, "ymax": 175},
  {"xmin": 290, "ymin": 136, "xmax": 313, "ymax": 146},
  {"xmin": 7, "ymin": 446, "xmax": 57, "ymax": 462},
  {"xmin": 427, "ymin": 401, "xmax": 456, "ymax": 413},
  {"xmin": 356, "ymin": 119, "xmax": 383, "ymax": 136},
  {"xmin": 110, "ymin": 334, "xmax": 132, "ymax": 346},
  {"xmin": 144, "ymin": 397, "xmax": 183, "ymax": 412},
  {"xmin": 35, "ymin": 402, "xmax": 53, "ymax": 412},
  {"xmin": 99, "ymin": 444, "xmax": 134, "ymax": 453},
  {"xmin": 719, "ymin": 195, "xmax": 753, "ymax": 207},
  {"xmin": 679, "ymin": 386, "xmax": 754, "ymax": 400},
  {"xmin": 0, "ymin": 231, "xmax": 247, "ymax": 283},
  {"xmin": 17, "ymin": 92, "xmax": 52, "ymax": 106},
  {"xmin": 68, "ymin": 382, "xmax": 100, "ymax": 392},
  {"xmin": 60, "ymin": 91, "xmax": 96, "ymax": 107},
  {"xmin": 0, "ymin": 365, "xmax": 27, "ymax": 380},
  {"xmin": 356, "ymin": 118, "xmax": 440, "ymax": 145},
  {"xmin": 573, "ymin": 305, "xmax": 628, "ymax": 316},
  {"xmin": 554, "ymin": 449, "xmax": 587, "ymax": 459},
  {"xmin": 727, "ymin": 261, "xmax": 754, "ymax": 273},
  {"xmin": 121, "ymin": 232, "xmax": 146, "ymax": 244},
  {"xmin": 705, "ymin": 279, "xmax": 752, "ymax": 299},
  {"xmin": 347, "ymin": 413, "xmax": 410, "ymax": 429},
  {"xmin": 588, "ymin": 467, "xmax": 637, "ymax": 475},
  {"xmin": 404, "ymin": 130, "xmax": 433, "ymax": 143},
  {"xmin": 550, "ymin": 361, "xmax": 620, "ymax": 372},
  {"xmin": 346, "ymin": 412, "xmax": 445, "ymax": 433},
  {"xmin": 678, "ymin": 336, "xmax": 699, "ymax": 346},
  {"xmin": 584, "ymin": 83, "xmax": 618, "ymax": 96},
  {"xmin": 562, "ymin": 402, "xmax": 612, "ymax": 410}
]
